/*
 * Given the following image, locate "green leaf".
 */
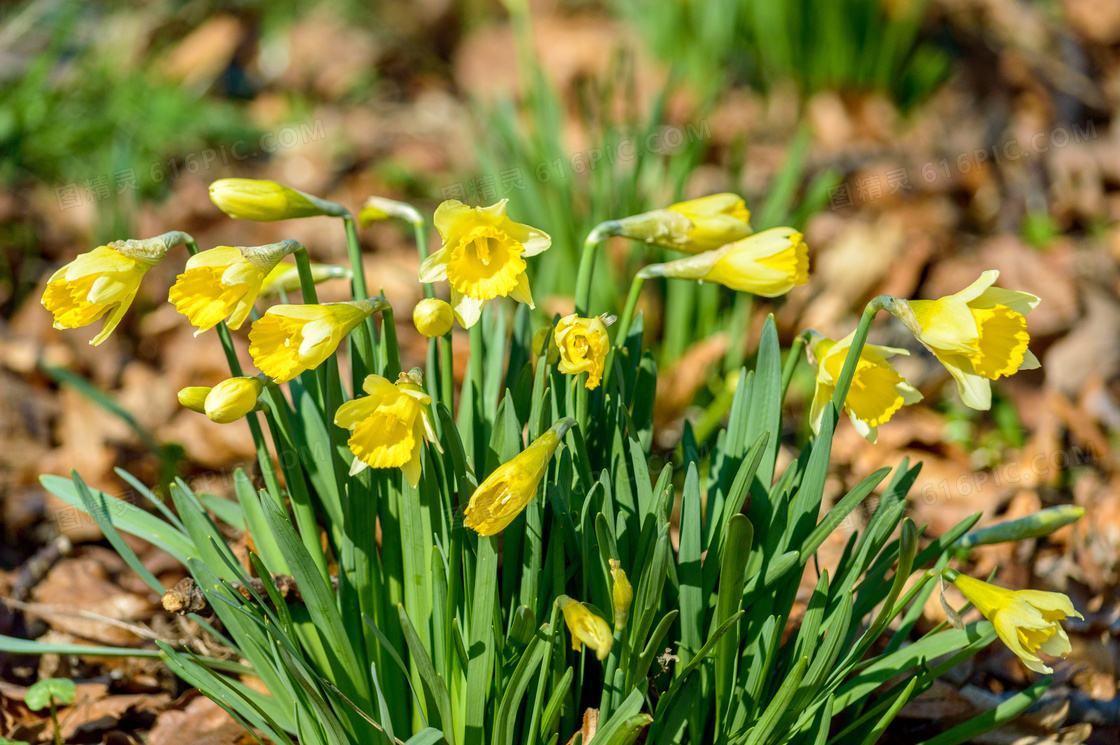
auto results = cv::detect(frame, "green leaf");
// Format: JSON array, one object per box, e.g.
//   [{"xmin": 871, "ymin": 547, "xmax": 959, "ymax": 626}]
[
  {"xmin": 25, "ymin": 678, "xmax": 75, "ymax": 710},
  {"xmin": 678, "ymin": 463, "xmax": 703, "ymax": 664},
  {"xmin": 743, "ymin": 655, "xmax": 807, "ymax": 745},
  {"xmin": 72, "ymin": 471, "xmax": 165, "ymax": 594},
  {"xmin": 494, "ymin": 631, "xmax": 546, "ymax": 745}
]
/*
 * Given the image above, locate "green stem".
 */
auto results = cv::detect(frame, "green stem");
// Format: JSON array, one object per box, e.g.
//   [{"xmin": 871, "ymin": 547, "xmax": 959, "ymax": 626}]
[
  {"xmin": 468, "ymin": 321, "xmax": 485, "ymax": 466},
  {"xmin": 292, "ymin": 246, "xmax": 319, "ymax": 303},
  {"xmin": 780, "ymin": 331, "xmax": 810, "ymax": 402},
  {"xmin": 829, "ymin": 297, "xmax": 892, "ymax": 415},
  {"xmin": 412, "ymin": 219, "xmax": 434, "ymax": 300},
  {"xmin": 575, "ymin": 222, "xmax": 618, "ymax": 316},
  {"xmin": 343, "ymin": 214, "xmax": 376, "ymax": 384},
  {"xmin": 614, "ymin": 275, "xmax": 645, "ymax": 346},
  {"xmin": 49, "ymin": 698, "xmax": 62, "ymax": 745},
  {"xmin": 440, "ymin": 333, "xmax": 455, "ymax": 415}
]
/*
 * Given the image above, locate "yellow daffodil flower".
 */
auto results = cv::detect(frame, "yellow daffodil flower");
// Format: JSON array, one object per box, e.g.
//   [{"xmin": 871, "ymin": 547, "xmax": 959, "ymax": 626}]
[
  {"xmin": 41, "ymin": 237, "xmax": 171, "ymax": 345},
  {"xmin": 257, "ymin": 263, "xmax": 350, "ymax": 299},
  {"xmin": 555, "ymin": 314, "xmax": 610, "ymax": 390},
  {"xmin": 806, "ymin": 330, "xmax": 922, "ymax": 443},
  {"xmin": 616, "ymin": 193, "xmax": 752, "ymax": 253},
  {"xmin": 204, "ymin": 377, "xmax": 265, "ymax": 423},
  {"xmin": 248, "ymin": 297, "xmax": 388, "ymax": 383},
  {"xmin": 169, "ymin": 241, "xmax": 298, "ymax": 335},
  {"xmin": 463, "ymin": 417, "xmax": 575, "ymax": 535},
  {"xmin": 334, "ymin": 369, "xmax": 441, "ymax": 486},
  {"xmin": 610, "ymin": 559, "xmax": 633, "ymax": 630},
  {"xmin": 637, "ymin": 227, "xmax": 808, "ymax": 297},
  {"xmin": 412, "ymin": 298, "xmax": 454, "ymax": 338},
  {"xmin": 557, "ymin": 595, "xmax": 614, "ymax": 661},
  {"xmin": 209, "ymin": 178, "xmax": 343, "ymax": 221},
  {"xmin": 944, "ymin": 568, "xmax": 1081, "ymax": 674},
  {"xmin": 902, "ymin": 270, "xmax": 1039, "ymax": 410},
  {"xmin": 419, "ymin": 199, "xmax": 551, "ymax": 328}
]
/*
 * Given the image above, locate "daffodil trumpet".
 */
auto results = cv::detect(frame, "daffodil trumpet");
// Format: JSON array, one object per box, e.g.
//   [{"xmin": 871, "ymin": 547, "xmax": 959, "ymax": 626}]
[
  {"xmin": 463, "ymin": 417, "xmax": 576, "ymax": 535},
  {"xmin": 942, "ymin": 568, "xmax": 1081, "ymax": 674},
  {"xmin": 805, "ymin": 330, "xmax": 922, "ymax": 443},
  {"xmin": 42, "ymin": 231, "xmax": 193, "ymax": 345},
  {"xmin": 637, "ymin": 227, "xmax": 808, "ymax": 297},
  {"xmin": 169, "ymin": 240, "xmax": 301, "ymax": 335},
  {"xmin": 248, "ymin": 297, "xmax": 391, "ymax": 383}
]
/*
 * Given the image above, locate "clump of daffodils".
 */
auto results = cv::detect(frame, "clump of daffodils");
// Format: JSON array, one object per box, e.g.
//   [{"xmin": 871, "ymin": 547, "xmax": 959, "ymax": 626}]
[{"xmin": 36, "ymin": 181, "xmax": 1078, "ymax": 744}]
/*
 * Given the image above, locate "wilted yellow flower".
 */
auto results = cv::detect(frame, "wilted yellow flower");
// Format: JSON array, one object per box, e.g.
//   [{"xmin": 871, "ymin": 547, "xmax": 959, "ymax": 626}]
[
  {"xmin": 944, "ymin": 569, "xmax": 1081, "ymax": 674},
  {"xmin": 806, "ymin": 330, "xmax": 922, "ymax": 443},
  {"xmin": 463, "ymin": 418, "xmax": 575, "ymax": 535},
  {"xmin": 412, "ymin": 298, "xmax": 454, "ymax": 338},
  {"xmin": 609, "ymin": 559, "xmax": 633, "ymax": 630},
  {"xmin": 178, "ymin": 386, "xmax": 210, "ymax": 414},
  {"xmin": 419, "ymin": 199, "xmax": 551, "ymax": 328},
  {"xmin": 204, "ymin": 377, "xmax": 264, "ymax": 423},
  {"xmin": 248, "ymin": 297, "xmax": 388, "ymax": 383},
  {"xmin": 41, "ymin": 238, "xmax": 168, "ymax": 345},
  {"xmin": 169, "ymin": 241, "xmax": 298, "ymax": 335},
  {"xmin": 334, "ymin": 370, "xmax": 440, "ymax": 486},
  {"xmin": 637, "ymin": 227, "xmax": 808, "ymax": 297},
  {"xmin": 616, "ymin": 193, "xmax": 752, "ymax": 253},
  {"xmin": 903, "ymin": 271, "xmax": 1039, "ymax": 410},
  {"xmin": 557, "ymin": 595, "xmax": 613, "ymax": 661},
  {"xmin": 209, "ymin": 178, "xmax": 341, "ymax": 222},
  {"xmin": 555, "ymin": 314, "xmax": 609, "ymax": 390}
]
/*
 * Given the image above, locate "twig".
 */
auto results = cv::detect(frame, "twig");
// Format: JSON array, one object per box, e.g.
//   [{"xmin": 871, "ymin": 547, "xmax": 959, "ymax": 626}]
[{"xmin": 12, "ymin": 535, "xmax": 72, "ymax": 601}]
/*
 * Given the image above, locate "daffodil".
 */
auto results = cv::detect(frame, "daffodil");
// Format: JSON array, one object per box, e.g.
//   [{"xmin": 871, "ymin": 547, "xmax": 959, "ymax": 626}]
[
  {"xmin": 637, "ymin": 227, "xmax": 808, "ymax": 297},
  {"xmin": 334, "ymin": 370, "xmax": 441, "ymax": 486},
  {"xmin": 557, "ymin": 595, "xmax": 613, "ymax": 661},
  {"xmin": 610, "ymin": 559, "xmax": 633, "ymax": 630},
  {"xmin": 209, "ymin": 178, "xmax": 343, "ymax": 221},
  {"xmin": 41, "ymin": 236, "xmax": 173, "ymax": 345},
  {"xmin": 616, "ymin": 193, "xmax": 752, "ymax": 253},
  {"xmin": 358, "ymin": 195, "xmax": 422, "ymax": 227},
  {"xmin": 806, "ymin": 330, "xmax": 922, "ymax": 442},
  {"xmin": 257, "ymin": 263, "xmax": 350, "ymax": 299},
  {"xmin": 412, "ymin": 298, "xmax": 454, "ymax": 338},
  {"xmin": 169, "ymin": 241, "xmax": 298, "ymax": 335},
  {"xmin": 463, "ymin": 417, "xmax": 575, "ymax": 535},
  {"xmin": 555, "ymin": 314, "xmax": 610, "ymax": 390},
  {"xmin": 944, "ymin": 568, "xmax": 1081, "ymax": 674},
  {"xmin": 902, "ymin": 271, "xmax": 1039, "ymax": 410},
  {"xmin": 204, "ymin": 377, "xmax": 265, "ymax": 423},
  {"xmin": 178, "ymin": 386, "xmax": 210, "ymax": 414},
  {"xmin": 248, "ymin": 297, "xmax": 388, "ymax": 383},
  {"xmin": 419, "ymin": 199, "xmax": 551, "ymax": 328}
]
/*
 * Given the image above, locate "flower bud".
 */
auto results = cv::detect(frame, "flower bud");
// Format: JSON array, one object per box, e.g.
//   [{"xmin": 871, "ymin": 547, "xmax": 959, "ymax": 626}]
[
  {"xmin": 177, "ymin": 386, "xmax": 211, "ymax": 414},
  {"xmin": 412, "ymin": 298, "xmax": 454, "ymax": 337},
  {"xmin": 204, "ymin": 377, "xmax": 264, "ymax": 423},
  {"xmin": 954, "ymin": 505, "xmax": 1084, "ymax": 550},
  {"xmin": 609, "ymin": 559, "xmax": 633, "ymax": 630},
  {"xmin": 209, "ymin": 178, "xmax": 344, "ymax": 222},
  {"xmin": 358, "ymin": 196, "xmax": 423, "ymax": 227},
  {"xmin": 258, "ymin": 263, "xmax": 351, "ymax": 298},
  {"xmin": 615, "ymin": 193, "xmax": 752, "ymax": 254}
]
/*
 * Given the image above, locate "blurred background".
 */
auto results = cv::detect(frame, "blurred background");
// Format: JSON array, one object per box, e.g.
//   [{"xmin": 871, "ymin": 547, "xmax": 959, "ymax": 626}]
[{"xmin": 2, "ymin": 0, "xmax": 1119, "ymax": 742}]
